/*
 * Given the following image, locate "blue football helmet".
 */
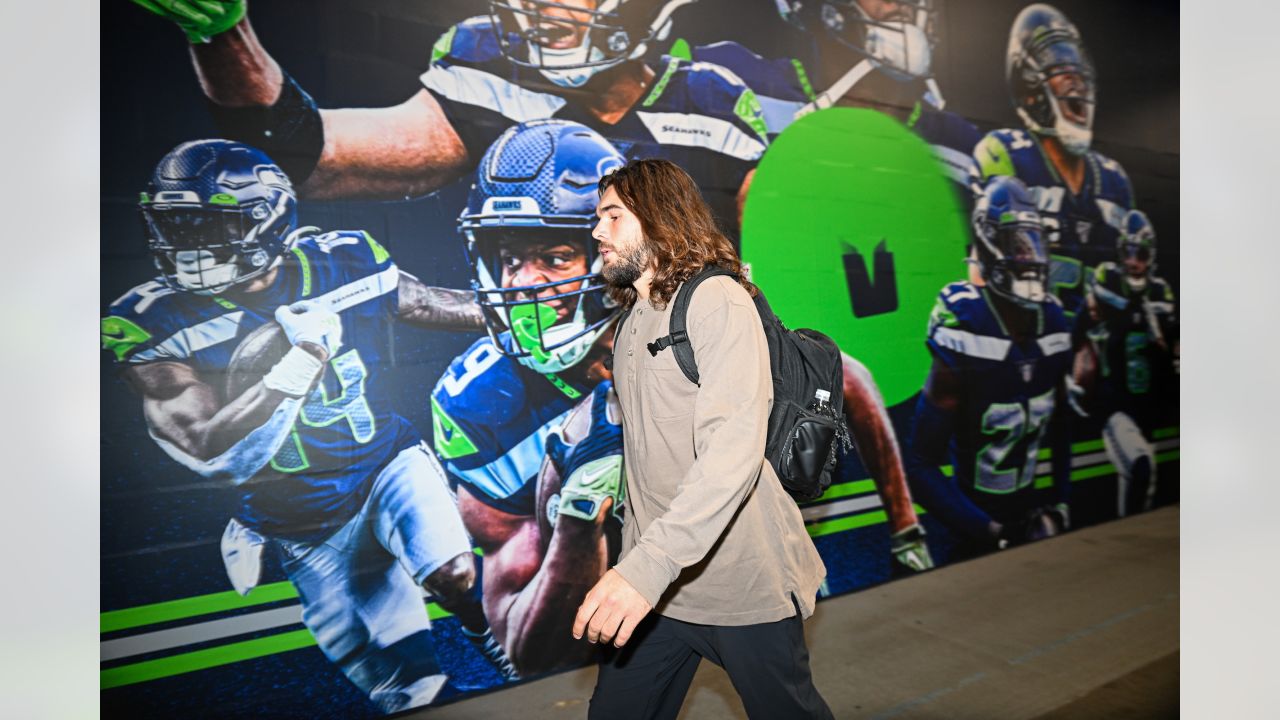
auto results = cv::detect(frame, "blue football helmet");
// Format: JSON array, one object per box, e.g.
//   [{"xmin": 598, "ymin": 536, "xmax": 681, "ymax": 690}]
[
  {"xmin": 775, "ymin": 0, "xmax": 938, "ymax": 82},
  {"xmin": 1117, "ymin": 209, "xmax": 1156, "ymax": 289},
  {"xmin": 141, "ymin": 140, "xmax": 298, "ymax": 295},
  {"xmin": 1007, "ymin": 4, "xmax": 1096, "ymax": 155},
  {"xmin": 490, "ymin": 0, "xmax": 695, "ymax": 88},
  {"xmin": 972, "ymin": 176, "xmax": 1049, "ymax": 309},
  {"xmin": 460, "ymin": 119, "xmax": 624, "ymax": 374}
]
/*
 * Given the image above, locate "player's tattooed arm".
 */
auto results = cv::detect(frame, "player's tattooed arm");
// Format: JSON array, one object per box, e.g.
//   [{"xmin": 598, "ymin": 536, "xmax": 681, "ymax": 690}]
[
  {"xmin": 396, "ymin": 273, "xmax": 484, "ymax": 331},
  {"xmin": 124, "ymin": 358, "xmax": 310, "ymax": 466},
  {"xmin": 177, "ymin": 4, "xmax": 468, "ymax": 198}
]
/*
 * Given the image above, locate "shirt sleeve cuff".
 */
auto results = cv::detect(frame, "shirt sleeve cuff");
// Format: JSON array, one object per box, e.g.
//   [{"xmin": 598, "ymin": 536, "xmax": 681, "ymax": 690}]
[{"xmin": 613, "ymin": 544, "xmax": 675, "ymax": 609}]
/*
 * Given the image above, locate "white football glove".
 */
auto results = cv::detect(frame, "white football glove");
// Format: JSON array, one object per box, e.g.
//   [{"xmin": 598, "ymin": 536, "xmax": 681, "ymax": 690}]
[
  {"xmin": 221, "ymin": 517, "xmax": 266, "ymax": 596},
  {"xmin": 890, "ymin": 523, "xmax": 934, "ymax": 572},
  {"xmin": 275, "ymin": 301, "xmax": 343, "ymax": 357}
]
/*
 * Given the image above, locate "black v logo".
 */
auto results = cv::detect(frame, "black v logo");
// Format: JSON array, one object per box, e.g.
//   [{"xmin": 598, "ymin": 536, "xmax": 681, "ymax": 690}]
[{"xmin": 843, "ymin": 240, "xmax": 899, "ymax": 318}]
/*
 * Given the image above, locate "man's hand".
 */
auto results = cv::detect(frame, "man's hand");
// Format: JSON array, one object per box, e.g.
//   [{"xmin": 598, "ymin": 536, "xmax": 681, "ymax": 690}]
[
  {"xmin": 132, "ymin": 0, "xmax": 245, "ymax": 43},
  {"xmin": 573, "ymin": 569, "xmax": 652, "ymax": 647},
  {"xmin": 890, "ymin": 523, "xmax": 934, "ymax": 572},
  {"xmin": 275, "ymin": 301, "xmax": 343, "ymax": 360}
]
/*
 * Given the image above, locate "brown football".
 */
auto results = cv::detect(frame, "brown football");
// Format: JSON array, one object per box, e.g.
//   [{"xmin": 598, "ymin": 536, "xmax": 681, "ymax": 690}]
[{"xmin": 224, "ymin": 322, "xmax": 295, "ymax": 401}]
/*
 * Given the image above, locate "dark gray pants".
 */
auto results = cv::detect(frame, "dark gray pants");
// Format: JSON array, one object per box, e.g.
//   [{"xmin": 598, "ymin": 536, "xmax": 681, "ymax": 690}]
[{"xmin": 587, "ymin": 608, "xmax": 833, "ymax": 720}]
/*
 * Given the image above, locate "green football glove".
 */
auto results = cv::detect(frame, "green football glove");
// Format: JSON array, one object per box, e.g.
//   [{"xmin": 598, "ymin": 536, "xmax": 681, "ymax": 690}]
[
  {"xmin": 132, "ymin": 0, "xmax": 246, "ymax": 43},
  {"xmin": 890, "ymin": 523, "xmax": 934, "ymax": 572},
  {"xmin": 557, "ymin": 454, "xmax": 626, "ymax": 524}
]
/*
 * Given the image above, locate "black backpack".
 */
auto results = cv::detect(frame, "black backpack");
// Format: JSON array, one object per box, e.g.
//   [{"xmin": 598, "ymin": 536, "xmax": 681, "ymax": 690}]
[{"xmin": 616, "ymin": 266, "xmax": 851, "ymax": 502}]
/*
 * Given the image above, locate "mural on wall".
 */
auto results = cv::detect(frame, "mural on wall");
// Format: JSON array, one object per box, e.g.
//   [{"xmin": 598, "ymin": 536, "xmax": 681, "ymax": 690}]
[{"xmin": 101, "ymin": 0, "xmax": 1178, "ymax": 716}]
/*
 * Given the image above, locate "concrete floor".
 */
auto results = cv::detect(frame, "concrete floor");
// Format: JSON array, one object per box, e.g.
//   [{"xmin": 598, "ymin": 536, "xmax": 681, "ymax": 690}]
[{"xmin": 412, "ymin": 506, "xmax": 1179, "ymax": 719}]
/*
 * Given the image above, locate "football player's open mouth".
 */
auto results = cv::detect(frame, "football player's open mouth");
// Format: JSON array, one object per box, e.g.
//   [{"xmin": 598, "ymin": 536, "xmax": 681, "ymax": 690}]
[
  {"xmin": 530, "ymin": 21, "xmax": 579, "ymax": 49},
  {"xmin": 1060, "ymin": 97, "xmax": 1088, "ymax": 125}
]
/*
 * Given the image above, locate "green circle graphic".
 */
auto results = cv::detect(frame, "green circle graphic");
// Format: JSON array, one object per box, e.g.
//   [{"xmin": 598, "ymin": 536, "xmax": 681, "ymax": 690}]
[{"xmin": 742, "ymin": 108, "xmax": 970, "ymax": 408}]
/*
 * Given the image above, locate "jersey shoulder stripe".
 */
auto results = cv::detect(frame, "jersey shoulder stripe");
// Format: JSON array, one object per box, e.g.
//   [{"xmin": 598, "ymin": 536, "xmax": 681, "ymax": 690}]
[
  {"xmin": 128, "ymin": 310, "xmax": 247, "ymax": 364},
  {"xmin": 104, "ymin": 281, "xmax": 241, "ymax": 364},
  {"xmin": 973, "ymin": 128, "xmax": 1039, "ymax": 181},
  {"xmin": 293, "ymin": 232, "xmax": 399, "ymax": 313},
  {"xmin": 421, "ymin": 17, "xmax": 567, "ymax": 123},
  {"xmin": 431, "ymin": 16, "xmax": 504, "ymax": 66},
  {"xmin": 927, "ymin": 282, "xmax": 1011, "ymax": 361},
  {"xmin": 421, "ymin": 62, "xmax": 567, "ymax": 123},
  {"xmin": 450, "ymin": 407, "xmax": 571, "ymax": 500}
]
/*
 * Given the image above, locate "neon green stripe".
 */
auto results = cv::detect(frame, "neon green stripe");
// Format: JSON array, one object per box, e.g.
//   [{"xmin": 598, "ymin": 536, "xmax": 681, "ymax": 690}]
[
  {"xmin": 1072, "ymin": 437, "xmax": 1108, "ymax": 453},
  {"xmin": 103, "ymin": 599, "xmax": 451, "ymax": 689},
  {"xmin": 642, "ymin": 57, "xmax": 680, "ymax": 107},
  {"xmin": 101, "ymin": 628, "xmax": 316, "ymax": 689},
  {"xmin": 101, "ymin": 582, "xmax": 300, "ymax": 634},
  {"xmin": 291, "ymin": 246, "xmax": 312, "ymax": 297},
  {"xmin": 807, "ymin": 510, "xmax": 888, "ymax": 538},
  {"xmin": 805, "ymin": 479, "xmax": 878, "ymax": 504},
  {"xmin": 791, "ymin": 58, "xmax": 816, "ymax": 101},
  {"xmin": 103, "ymin": 586, "xmax": 457, "ymax": 635},
  {"xmin": 103, "ymin": 547, "xmax": 482, "ymax": 633},
  {"xmin": 1153, "ymin": 426, "xmax": 1179, "ymax": 440},
  {"xmin": 101, "ymin": 448, "xmax": 1183, "ymax": 687}
]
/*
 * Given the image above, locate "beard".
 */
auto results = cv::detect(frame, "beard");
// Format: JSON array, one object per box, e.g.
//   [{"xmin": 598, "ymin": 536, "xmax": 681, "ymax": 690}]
[{"xmin": 601, "ymin": 243, "xmax": 651, "ymax": 289}]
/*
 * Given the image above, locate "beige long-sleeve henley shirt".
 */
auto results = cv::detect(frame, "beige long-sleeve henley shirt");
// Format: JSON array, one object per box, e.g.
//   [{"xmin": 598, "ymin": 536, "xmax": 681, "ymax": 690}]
[{"xmin": 611, "ymin": 275, "xmax": 826, "ymax": 625}]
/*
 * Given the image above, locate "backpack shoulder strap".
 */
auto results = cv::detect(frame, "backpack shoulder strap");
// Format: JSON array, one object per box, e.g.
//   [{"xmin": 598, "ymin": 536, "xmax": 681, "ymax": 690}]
[{"xmin": 656, "ymin": 266, "xmax": 738, "ymax": 386}]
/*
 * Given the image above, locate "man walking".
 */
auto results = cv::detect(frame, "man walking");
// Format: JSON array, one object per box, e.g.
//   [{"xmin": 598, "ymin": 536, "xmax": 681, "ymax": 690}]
[{"xmin": 573, "ymin": 159, "xmax": 833, "ymax": 719}]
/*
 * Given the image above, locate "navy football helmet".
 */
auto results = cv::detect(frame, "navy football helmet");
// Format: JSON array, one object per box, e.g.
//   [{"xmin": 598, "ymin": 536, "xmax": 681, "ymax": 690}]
[
  {"xmin": 490, "ymin": 0, "xmax": 695, "ymax": 88},
  {"xmin": 776, "ymin": 0, "xmax": 938, "ymax": 82},
  {"xmin": 141, "ymin": 140, "xmax": 298, "ymax": 295},
  {"xmin": 460, "ymin": 119, "xmax": 624, "ymax": 374},
  {"xmin": 1117, "ymin": 209, "xmax": 1156, "ymax": 287},
  {"xmin": 1006, "ymin": 4, "xmax": 1095, "ymax": 155},
  {"xmin": 971, "ymin": 176, "xmax": 1049, "ymax": 309}
]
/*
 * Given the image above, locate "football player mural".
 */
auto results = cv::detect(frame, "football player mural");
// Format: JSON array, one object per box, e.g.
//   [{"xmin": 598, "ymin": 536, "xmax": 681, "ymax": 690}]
[
  {"xmin": 102, "ymin": 140, "xmax": 510, "ymax": 712},
  {"xmin": 432, "ymin": 119, "xmax": 628, "ymax": 675},
  {"xmin": 969, "ymin": 3, "xmax": 1133, "ymax": 325},
  {"xmin": 102, "ymin": 1, "xmax": 1177, "ymax": 715},
  {"xmin": 1084, "ymin": 210, "xmax": 1178, "ymax": 518}
]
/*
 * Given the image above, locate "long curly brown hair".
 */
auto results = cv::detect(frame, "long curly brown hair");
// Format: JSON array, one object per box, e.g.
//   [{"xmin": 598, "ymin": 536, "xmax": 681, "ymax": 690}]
[{"xmin": 598, "ymin": 158, "xmax": 757, "ymax": 309}]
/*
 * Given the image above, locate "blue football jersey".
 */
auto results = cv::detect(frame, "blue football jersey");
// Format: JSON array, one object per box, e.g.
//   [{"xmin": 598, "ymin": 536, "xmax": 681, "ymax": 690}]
[
  {"xmin": 1086, "ymin": 263, "xmax": 1177, "ymax": 418},
  {"xmin": 911, "ymin": 106, "xmax": 982, "ymax": 199},
  {"xmin": 544, "ymin": 380, "xmax": 623, "ymax": 483},
  {"xmin": 971, "ymin": 129, "xmax": 1135, "ymax": 319},
  {"xmin": 420, "ymin": 18, "xmax": 769, "ymax": 230},
  {"xmin": 690, "ymin": 41, "xmax": 816, "ymax": 136},
  {"xmin": 692, "ymin": 42, "xmax": 980, "ymax": 201},
  {"xmin": 102, "ymin": 231, "xmax": 419, "ymax": 540},
  {"xmin": 429, "ymin": 334, "xmax": 597, "ymax": 517},
  {"xmin": 924, "ymin": 281, "xmax": 1073, "ymax": 520}
]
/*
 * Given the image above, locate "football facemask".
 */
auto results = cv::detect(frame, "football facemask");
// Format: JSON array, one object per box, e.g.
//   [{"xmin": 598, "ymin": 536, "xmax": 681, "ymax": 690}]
[
  {"xmin": 143, "ymin": 193, "xmax": 294, "ymax": 294},
  {"xmin": 1008, "ymin": 5, "xmax": 1096, "ymax": 155},
  {"xmin": 468, "ymin": 228, "xmax": 614, "ymax": 374},
  {"xmin": 982, "ymin": 223, "xmax": 1050, "ymax": 308},
  {"xmin": 489, "ymin": 0, "xmax": 694, "ymax": 88}
]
